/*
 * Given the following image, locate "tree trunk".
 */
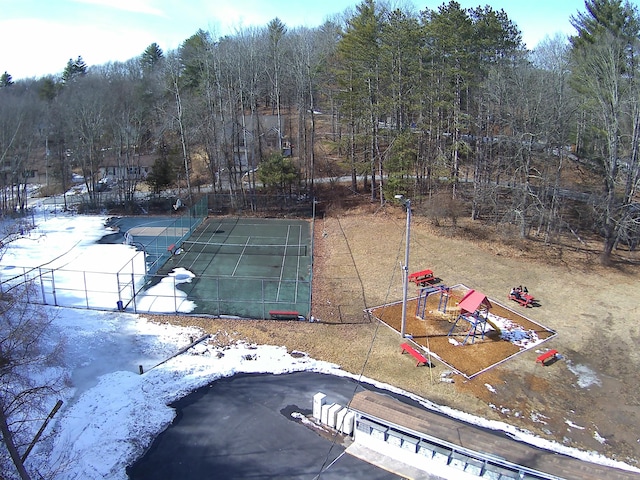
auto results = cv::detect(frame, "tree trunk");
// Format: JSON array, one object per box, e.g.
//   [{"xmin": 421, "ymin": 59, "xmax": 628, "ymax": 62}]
[
  {"xmin": 0, "ymin": 408, "xmax": 32, "ymax": 480},
  {"xmin": 174, "ymin": 80, "xmax": 193, "ymax": 207},
  {"xmin": 350, "ymin": 115, "xmax": 358, "ymax": 193}
]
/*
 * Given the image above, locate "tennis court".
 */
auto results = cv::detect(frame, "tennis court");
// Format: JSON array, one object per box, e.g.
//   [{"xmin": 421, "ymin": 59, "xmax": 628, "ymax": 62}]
[
  {"xmin": 151, "ymin": 217, "xmax": 312, "ymax": 319},
  {"xmin": 103, "ymin": 215, "xmax": 202, "ymax": 274}
]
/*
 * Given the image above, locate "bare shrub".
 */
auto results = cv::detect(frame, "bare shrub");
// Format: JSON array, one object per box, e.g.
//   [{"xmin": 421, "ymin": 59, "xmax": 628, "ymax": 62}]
[
  {"xmin": 423, "ymin": 192, "xmax": 467, "ymax": 228},
  {"xmin": 0, "ymin": 283, "xmax": 66, "ymax": 480}
]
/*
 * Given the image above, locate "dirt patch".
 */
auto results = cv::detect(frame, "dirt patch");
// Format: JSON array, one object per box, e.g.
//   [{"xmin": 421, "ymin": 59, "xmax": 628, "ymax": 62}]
[{"xmin": 152, "ymin": 204, "xmax": 640, "ymax": 468}]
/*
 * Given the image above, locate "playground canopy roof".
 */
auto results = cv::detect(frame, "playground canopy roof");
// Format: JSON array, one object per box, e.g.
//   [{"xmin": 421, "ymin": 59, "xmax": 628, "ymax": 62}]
[{"xmin": 458, "ymin": 289, "xmax": 492, "ymax": 314}]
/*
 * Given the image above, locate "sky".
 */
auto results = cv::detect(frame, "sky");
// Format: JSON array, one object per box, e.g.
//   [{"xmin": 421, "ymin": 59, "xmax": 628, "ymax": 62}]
[
  {"xmin": 2, "ymin": 200, "xmax": 640, "ymax": 479},
  {"xmin": 0, "ymin": 0, "xmax": 589, "ymax": 80}
]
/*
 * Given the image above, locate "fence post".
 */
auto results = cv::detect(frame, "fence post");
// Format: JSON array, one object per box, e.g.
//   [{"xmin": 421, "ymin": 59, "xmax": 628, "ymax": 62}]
[
  {"xmin": 51, "ymin": 269, "xmax": 58, "ymax": 306},
  {"xmin": 116, "ymin": 270, "xmax": 123, "ymax": 310},
  {"xmin": 132, "ymin": 272, "xmax": 138, "ymax": 314},
  {"xmin": 174, "ymin": 275, "xmax": 178, "ymax": 314},
  {"xmin": 83, "ymin": 271, "xmax": 89, "ymax": 309}
]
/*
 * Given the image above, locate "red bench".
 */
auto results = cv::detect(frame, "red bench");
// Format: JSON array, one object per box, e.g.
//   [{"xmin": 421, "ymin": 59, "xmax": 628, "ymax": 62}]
[
  {"xmin": 536, "ymin": 349, "xmax": 559, "ymax": 365},
  {"xmin": 408, "ymin": 269, "xmax": 435, "ymax": 286},
  {"xmin": 269, "ymin": 310, "xmax": 300, "ymax": 320},
  {"xmin": 400, "ymin": 342, "xmax": 429, "ymax": 367},
  {"xmin": 167, "ymin": 243, "xmax": 176, "ymax": 254}
]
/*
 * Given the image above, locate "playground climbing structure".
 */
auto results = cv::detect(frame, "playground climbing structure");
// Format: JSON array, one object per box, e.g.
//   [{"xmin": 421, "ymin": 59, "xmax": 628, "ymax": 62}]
[{"xmin": 447, "ymin": 289, "xmax": 499, "ymax": 345}]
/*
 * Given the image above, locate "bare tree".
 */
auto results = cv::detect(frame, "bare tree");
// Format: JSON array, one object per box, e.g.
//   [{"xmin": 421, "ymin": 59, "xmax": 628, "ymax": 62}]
[
  {"xmin": 59, "ymin": 75, "xmax": 111, "ymax": 207},
  {"xmin": 570, "ymin": 0, "xmax": 640, "ymax": 263},
  {"xmin": 97, "ymin": 61, "xmax": 150, "ymax": 207},
  {"xmin": 0, "ymin": 86, "xmax": 43, "ymax": 214},
  {"xmin": 0, "ymin": 281, "xmax": 66, "ymax": 480},
  {"xmin": 532, "ymin": 34, "xmax": 576, "ymax": 244}
]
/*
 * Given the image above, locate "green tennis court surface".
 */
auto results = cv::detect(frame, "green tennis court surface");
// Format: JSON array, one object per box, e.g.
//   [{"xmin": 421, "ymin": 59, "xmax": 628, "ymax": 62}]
[{"xmin": 154, "ymin": 217, "xmax": 312, "ymax": 319}]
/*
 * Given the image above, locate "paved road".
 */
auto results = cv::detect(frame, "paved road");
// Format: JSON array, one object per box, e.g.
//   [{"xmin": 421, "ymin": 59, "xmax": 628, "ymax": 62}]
[{"xmin": 126, "ymin": 372, "xmax": 400, "ymax": 480}]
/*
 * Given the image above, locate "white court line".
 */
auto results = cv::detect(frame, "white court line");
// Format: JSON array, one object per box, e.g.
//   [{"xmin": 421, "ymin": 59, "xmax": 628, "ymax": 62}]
[
  {"xmin": 231, "ymin": 237, "xmax": 251, "ymax": 276},
  {"xmin": 275, "ymin": 227, "xmax": 290, "ymax": 301},
  {"xmin": 294, "ymin": 224, "xmax": 302, "ymax": 302}
]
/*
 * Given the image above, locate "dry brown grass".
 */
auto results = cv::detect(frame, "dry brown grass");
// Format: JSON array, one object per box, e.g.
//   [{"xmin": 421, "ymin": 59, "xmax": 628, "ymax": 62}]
[{"xmin": 151, "ymin": 202, "xmax": 640, "ymax": 467}]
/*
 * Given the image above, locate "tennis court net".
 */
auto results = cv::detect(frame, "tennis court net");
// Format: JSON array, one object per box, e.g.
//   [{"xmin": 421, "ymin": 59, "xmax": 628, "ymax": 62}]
[{"xmin": 180, "ymin": 241, "xmax": 308, "ymax": 256}]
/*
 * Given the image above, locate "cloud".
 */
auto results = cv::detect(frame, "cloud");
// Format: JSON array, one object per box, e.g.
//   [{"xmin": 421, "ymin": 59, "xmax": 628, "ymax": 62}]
[
  {"xmin": 72, "ymin": 0, "xmax": 166, "ymax": 17},
  {"xmin": 0, "ymin": 18, "xmax": 158, "ymax": 79}
]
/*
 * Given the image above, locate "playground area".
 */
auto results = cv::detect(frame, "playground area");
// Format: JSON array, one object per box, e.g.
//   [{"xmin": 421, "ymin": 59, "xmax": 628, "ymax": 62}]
[{"xmin": 369, "ymin": 283, "xmax": 556, "ymax": 378}]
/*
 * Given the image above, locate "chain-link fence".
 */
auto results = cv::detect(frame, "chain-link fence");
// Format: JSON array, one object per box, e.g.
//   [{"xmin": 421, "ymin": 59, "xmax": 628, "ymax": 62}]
[{"xmin": 3, "ymin": 195, "xmax": 317, "ymax": 318}]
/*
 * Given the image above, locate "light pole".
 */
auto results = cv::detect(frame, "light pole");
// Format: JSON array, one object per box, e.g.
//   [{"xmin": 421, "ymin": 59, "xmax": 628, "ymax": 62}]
[{"xmin": 395, "ymin": 195, "xmax": 411, "ymax": 338}]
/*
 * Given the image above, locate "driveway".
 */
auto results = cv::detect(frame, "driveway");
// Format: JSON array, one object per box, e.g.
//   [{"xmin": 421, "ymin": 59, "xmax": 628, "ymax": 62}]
[{"xmin": 127, "ymin": 372, "xmax": 400, "ymax": 479}]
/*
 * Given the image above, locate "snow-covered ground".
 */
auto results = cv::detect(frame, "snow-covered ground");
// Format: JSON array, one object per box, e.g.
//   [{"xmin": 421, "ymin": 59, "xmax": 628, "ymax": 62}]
[{"xmin": 1, "ymin": 208, "xmax": 639, "ymax": 479}]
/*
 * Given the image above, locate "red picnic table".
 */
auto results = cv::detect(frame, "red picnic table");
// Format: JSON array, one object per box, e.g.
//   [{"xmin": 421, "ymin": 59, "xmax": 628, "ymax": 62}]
[
  {"xmin": 508, "ymin": 291, "xmax": 534, "ymax": 307},
  {"xmin": 408, "ymin": 269, "xmax": 435, "ymax": 286}
]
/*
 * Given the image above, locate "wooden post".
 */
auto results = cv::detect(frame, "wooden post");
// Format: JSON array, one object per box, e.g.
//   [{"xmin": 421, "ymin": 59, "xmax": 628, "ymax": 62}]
[{"xmin": 22, "ymin": 399, "xmax": 63, "ymax": 462}]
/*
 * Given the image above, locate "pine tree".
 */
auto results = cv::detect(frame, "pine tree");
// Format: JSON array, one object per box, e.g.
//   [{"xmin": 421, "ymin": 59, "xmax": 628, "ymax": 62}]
[
  {"xmin": 62, "ymin": 56, "xmax": 87, "ymax": 83},
  {"xmin": 335, "ymin": 0, "xmax": 384, "ymax": 201},
  {"xmin": 141, "ymin": 42, "xmax": 164, "ymax": 71},
  {"xmin": 0, "ymin": 71, "xmax": 14, "ymax": 87},
  {"xmin": 179, "ymin": 30, "xmax": 212, "ymax": 91},
  {"xmin": 257, "ymin": 153, "xmax": 299, "ymax": 193}
]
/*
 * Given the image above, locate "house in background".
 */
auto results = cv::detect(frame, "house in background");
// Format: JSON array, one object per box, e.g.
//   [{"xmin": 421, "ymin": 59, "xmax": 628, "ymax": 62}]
[{"xmin": 98, "ymin": 152, "xmax": 156, "ymax": 184}]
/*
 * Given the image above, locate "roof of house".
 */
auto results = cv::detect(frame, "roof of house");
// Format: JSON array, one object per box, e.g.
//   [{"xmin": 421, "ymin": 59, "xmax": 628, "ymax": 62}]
[{"xmin": 99, "ymin": 152, "xmax": 156, "ymax": 168}]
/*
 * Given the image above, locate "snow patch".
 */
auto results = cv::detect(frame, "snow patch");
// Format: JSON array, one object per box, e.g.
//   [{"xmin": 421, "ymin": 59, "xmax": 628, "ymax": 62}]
[{"xmin": 566, "ymin": 361, "xmax": 601, "ymax": 388}]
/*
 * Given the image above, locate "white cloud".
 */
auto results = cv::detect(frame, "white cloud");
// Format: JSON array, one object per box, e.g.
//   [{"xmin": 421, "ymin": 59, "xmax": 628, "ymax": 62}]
[
  {"xmin": 0, "ymin": 19, "xmax": 87, "ymax": 78},
  {"xmin": 0, "ymin": 17, "xmax": 165, "ymax": 78},
  {"xmin": 72, "ymin": 0, "xmax": 166, "ymax": 17}
]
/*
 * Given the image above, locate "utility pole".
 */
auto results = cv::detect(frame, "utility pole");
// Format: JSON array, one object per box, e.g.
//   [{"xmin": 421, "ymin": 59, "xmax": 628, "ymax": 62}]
[{"xmin": 395, "ymin": 195, "xmax": 411, "ymax": 337}]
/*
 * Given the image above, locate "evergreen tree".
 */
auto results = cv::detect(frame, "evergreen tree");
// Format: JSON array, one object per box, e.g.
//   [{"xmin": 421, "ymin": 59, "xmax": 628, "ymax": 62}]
[
  {"xmin": 379, "ymin": 9, "xmax": 422, "ymax": 131},
  {"xmin": 267, "ymin": 17, "xmax": 288, "ymax": 150},
  {"xmin": 257, "ymin": 152, "xmax": 299, "ymax": 193},
  {"xmin": 147, "ymin": 149, "xmax": 178, "ymax": 194},
  {"xmin": 37, "ymin": 76, "xmax": 59, "ymax": 101},
  {"xmin": 141, "ymin": 42, "xmax": 164, "ymax": 71},
  {"xmin": 179, "ymin": 29, "xmax": 212, "ymax": 91},
  {"xmin": 423, "ymin": 1, "xmax": 475, "ymax": 198},
  {"xmin": 62, "ymin": 56, "xmax": 88, "ymax": 83},
  {"xmin": 0, "ymin": 71, "xmax": 14, "ymax": 87},
  {"xmin": 335, "ymin": 0, "xmax": 384, "ymax": 200},
  {"xmin": 570, "ymin": 0, "xmax": 639, "ymax": 47}
]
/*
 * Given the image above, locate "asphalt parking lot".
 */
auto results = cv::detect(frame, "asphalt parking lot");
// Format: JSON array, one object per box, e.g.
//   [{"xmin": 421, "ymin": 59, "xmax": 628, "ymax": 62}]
[{"xmin": 126, "ymin": 372, "xmax": 400, "ymax": 480}]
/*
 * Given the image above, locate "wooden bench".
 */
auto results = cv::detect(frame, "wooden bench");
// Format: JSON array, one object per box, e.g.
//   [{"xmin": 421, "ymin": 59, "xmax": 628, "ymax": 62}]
[
  {"xmin": 408, "ymin": 269, "xmax": 435, "ymax": 286},
  {"xmin": 536, "ymin": 349, "xmax": 559, "ymax": 366},
  {"xmin": 269, "ymin": 310, "xmax": 300, "ymax": 320},
  {"xmin": 400, "ymin": 342, "xmax": 429, "ymax": 367}
]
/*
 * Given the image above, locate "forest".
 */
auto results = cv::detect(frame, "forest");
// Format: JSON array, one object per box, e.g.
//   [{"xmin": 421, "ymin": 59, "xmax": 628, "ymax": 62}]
[{"xmin": 1, "ymin": 0, "xmax": 639, "ymax": 263}]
